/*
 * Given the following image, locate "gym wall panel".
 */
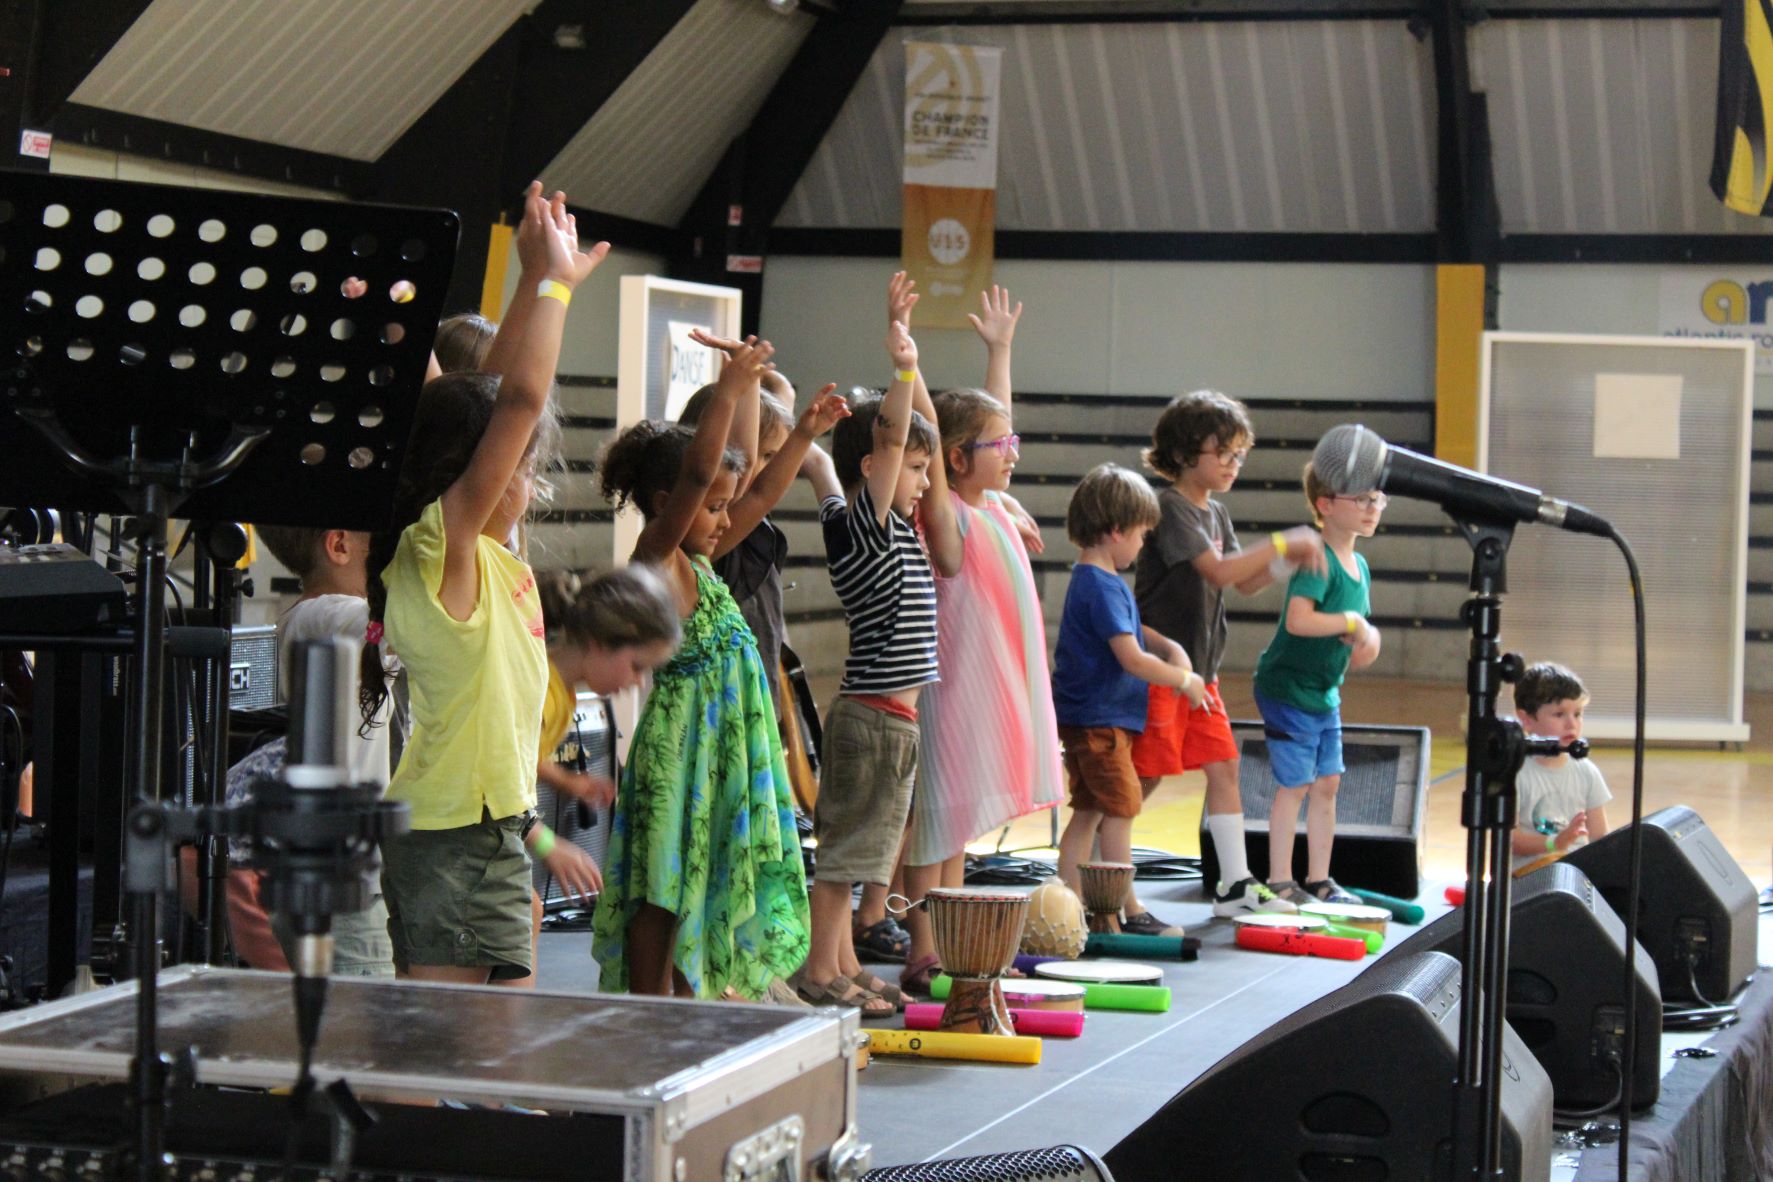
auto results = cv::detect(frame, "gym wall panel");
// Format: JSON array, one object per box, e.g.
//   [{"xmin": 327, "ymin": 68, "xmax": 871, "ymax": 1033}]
[{"xmin": 760, "ymin": 255, "xmax": 1433, "ymax": 402}]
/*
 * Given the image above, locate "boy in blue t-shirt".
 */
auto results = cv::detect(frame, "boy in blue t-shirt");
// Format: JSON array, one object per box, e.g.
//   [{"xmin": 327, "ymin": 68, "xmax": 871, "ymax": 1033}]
[
  {"xmin": 1053, "ymin": 464, "xmax": 1206, "ymax": 937},
  {"xmin": 1252, "ymin": 461, "xmax": 1385, "ymax": 906}
]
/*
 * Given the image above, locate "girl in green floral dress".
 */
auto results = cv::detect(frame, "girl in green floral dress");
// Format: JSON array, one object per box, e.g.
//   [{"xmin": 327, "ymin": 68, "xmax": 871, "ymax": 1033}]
[{"xmin": 591, "ymin": 340, "xmax": 813, "ymax": 999}]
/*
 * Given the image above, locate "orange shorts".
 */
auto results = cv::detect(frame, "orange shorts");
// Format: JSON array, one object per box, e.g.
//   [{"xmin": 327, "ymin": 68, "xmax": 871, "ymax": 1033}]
[{"xmin": 1129, "ymin": 680, "xmax": 1239, "ymax": 779}]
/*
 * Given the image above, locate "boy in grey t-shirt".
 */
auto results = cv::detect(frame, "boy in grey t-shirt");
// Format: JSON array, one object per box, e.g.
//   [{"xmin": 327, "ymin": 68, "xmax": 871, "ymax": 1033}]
[{"xmin": 1131, "ymin": 390, "xmax": 1325, "ymax": 917}]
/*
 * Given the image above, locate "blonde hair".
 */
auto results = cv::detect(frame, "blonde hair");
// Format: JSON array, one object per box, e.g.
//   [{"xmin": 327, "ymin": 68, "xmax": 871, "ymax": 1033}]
[
  {"xmin": 1067, "ymin": 464, "xmax": 1161, "ymax": 547},
  {"xmin": 931, "ymin": 387, "xmax": 1007, "ymax": 478},
  {"xmin": 1302, "ymin": 461, "xmax": 1333, "ymax": 527}
]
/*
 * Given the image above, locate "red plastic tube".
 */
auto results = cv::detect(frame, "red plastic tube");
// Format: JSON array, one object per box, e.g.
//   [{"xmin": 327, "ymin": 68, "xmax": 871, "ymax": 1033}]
[{"xmin": 1235, "ymin": 924, "xmax": 1366, "ymax": 961}]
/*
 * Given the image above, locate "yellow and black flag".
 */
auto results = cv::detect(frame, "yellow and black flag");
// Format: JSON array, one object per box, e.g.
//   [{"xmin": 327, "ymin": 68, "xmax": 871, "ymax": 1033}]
[{"xmin": 1713, "ymin": 0, "xmax": 1773, "ymax": 215}]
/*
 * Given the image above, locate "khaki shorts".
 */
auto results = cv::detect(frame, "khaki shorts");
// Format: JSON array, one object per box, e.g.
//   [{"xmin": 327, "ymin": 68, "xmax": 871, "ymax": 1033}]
[
  {"xmin": 814, "ymin": 697, "xmax": 919, "ymax": 885},
  {"xmin": 380, "ymin": 811, "xmax": 533, "ymax": 980},
  {"xmin": 272, "ymin": 893, "xmax": 396, "ymax": 978},
  {"xmin": 1059, "ymin": 725, "xmax": 1143, "ymax": 818}
]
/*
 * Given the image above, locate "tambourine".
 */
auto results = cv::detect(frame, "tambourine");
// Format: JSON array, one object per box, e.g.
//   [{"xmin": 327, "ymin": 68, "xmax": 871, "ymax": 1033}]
[{"xmin": 1035, "ymin": 959, "xmax": 1163, "ymax": 986}]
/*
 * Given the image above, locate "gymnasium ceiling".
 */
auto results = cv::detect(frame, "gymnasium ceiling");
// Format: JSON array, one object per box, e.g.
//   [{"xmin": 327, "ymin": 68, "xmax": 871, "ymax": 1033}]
[{"xmin": 17, "ymin": 0, "xmax": 1770, "ymax": 302}]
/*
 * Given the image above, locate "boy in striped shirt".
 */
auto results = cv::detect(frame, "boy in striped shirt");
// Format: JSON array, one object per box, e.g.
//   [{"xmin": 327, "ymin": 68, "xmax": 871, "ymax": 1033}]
[{"xmin": 798, "ymin": 318, "xmax": 940, "ymax": 1013}]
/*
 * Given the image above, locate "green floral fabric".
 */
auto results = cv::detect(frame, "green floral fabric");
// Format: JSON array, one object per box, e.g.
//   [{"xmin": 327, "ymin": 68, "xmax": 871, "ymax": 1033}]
[{"xmin": 591, "ymin": 556, "xmax": 809, "ymax": 997}]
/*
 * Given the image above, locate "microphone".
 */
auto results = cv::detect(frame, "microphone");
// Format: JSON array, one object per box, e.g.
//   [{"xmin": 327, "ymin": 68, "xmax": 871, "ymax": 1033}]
[{"xmin": 1311, "ymin": 424, "xmax": 1612, "ymax": 537}]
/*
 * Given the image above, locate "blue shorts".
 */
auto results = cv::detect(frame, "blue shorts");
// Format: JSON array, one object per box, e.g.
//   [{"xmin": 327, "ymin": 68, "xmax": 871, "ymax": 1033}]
[{"xmin": 1253, "ymin": 691, "xmax": 1344, "ymax": 789}]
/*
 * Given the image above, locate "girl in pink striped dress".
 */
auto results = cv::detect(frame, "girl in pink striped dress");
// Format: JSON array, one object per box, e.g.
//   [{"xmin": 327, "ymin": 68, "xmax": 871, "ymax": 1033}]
[{"xmin": 897, "ymin": 279, "xmax": 1064, "ymax": 994}]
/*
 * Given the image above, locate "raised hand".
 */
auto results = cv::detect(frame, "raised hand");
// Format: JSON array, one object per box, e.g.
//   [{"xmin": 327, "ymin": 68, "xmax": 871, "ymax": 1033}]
[
  {"xmin": 888, "ymin": 270, "xmax": 919, "ymax": 329},
  {"xmin": 886, "ymin": 320, "xmax": 918, "ymax": 372},
  {"xmin": 688, "ymin": 329, "xmax": 756, "ymax": 358},
  {"xmin": 966, "ymin": 284, "xmax": 1023, "ymax": 349},
  {"xmin": 718, "ymin": 338, "xmax": 776, "ymax": 392},
  {"xmin": 532, "ymin": 186, "xmax": 610, "ymax": 287},
  {"xmin": 796, "ymin": 383, "xmax": 849, "ymax": 437}
]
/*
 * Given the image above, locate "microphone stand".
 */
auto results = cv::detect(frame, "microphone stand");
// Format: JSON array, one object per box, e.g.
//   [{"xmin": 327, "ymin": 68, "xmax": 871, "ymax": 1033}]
[{"xmin": 1449, "ymin": 519, "xmax": 1571, "ymax": 1179}]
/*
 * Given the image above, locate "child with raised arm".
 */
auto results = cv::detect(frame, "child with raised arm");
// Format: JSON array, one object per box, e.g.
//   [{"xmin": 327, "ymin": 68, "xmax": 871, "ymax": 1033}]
[
  {"xmin": 1510, "ymin": 662, "xmax": 1611, "ymax": 873},
  {"xmin": 898, "ymin": 278, "xmax": 1065, "ymax": 994},
  {"xmin": 802, "ymin": 318, "xmax": 939, "ymax": 1016},
  {"xmin": 1253, "ymin": 464, "xmax": 1385, "ymax": 906},
  {"xmin": 1134, "ymin": 390, "xmax": 1326, "ymax": 918},
  {"xmin": 1052, "ymin": 465, "xmax": 1206, "ymax": 935},
  {"xmin": 591, "ymin": 340, "xmax": 812, "ymax": 1000},
  {"xmin": 363, "ymin": 183, "xmax": 607, "ymax": 985}
]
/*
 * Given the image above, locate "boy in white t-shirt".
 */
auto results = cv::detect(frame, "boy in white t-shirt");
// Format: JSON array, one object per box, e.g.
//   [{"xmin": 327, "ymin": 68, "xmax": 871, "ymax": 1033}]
[
  {"xmin": 232, "ymin": 525, "xmax": 396, "ymax": 975},
  {"xmin": 1510, "ymin": 662, "xmax": 1611, "ymax": 873}
]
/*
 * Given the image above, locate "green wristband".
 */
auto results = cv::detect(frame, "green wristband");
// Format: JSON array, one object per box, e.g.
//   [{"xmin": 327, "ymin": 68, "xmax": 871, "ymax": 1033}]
[
  {"xmin": 533, "ymin": 825, "xmax": 557, "ymax": 859},
  {"xmin": 1546, "ymin": 832, "xmax": 1558, "ymax": 853}
]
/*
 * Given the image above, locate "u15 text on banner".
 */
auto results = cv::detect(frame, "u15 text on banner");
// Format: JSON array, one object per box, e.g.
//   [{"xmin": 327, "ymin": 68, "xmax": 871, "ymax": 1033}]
[{"xmin": 903, "ymin": 41, "xmax": 1001, "ymax": 329}]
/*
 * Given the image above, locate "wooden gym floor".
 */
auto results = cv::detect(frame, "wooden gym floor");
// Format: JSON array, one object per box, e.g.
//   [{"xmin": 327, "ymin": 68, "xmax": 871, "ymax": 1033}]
[{"xmin": 982, "ymin": 677, "xmax": 1773, "ymax": 892}]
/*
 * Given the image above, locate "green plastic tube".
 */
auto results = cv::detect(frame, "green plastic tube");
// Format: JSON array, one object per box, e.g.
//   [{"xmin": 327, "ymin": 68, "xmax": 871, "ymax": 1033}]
[
  {"xmin": 1319, "ymin": 921, "xmax": 1383, "ymax": 955},
  {"xmin": 1348, "ymin": 887, "xmax": 1426, "ymax": 925},
  {"xmin": 1084, "ymin": 932, "xmax": 1197, "ymax": 960},
  {"xmin": 930, "ymin": 974, "xmax": 1172, "ymax": 1013}
]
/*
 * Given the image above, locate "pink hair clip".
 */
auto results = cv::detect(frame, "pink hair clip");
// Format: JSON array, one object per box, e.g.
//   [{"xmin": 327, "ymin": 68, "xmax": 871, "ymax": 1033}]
[{"xmin": 365, "ymin": 621, "xmax": 384, "ymax": 646}]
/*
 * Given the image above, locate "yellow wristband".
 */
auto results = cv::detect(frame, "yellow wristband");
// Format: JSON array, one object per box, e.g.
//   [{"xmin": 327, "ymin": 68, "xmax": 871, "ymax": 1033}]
[
  {"xmin": 1546, "ymin": 833, "xmax": 1558, "ymax": 852},
  {"xmin": 1271, "ymin": 531, "xmax": 1288, "ymax": 559},
  {"xmin": 536, "ymin": 278, "xmax": 572, "ymax": 306},
  {"xmin": 532, "ymin": 825, "xmax": 556, "ymax": 859},
  {"xmin": 1344, "ymin": 611, "xmax": 1361, "ymax": 634},
  {"xmin": 894, "ymin": 368, "xmax": 917, "ymax": 383}
]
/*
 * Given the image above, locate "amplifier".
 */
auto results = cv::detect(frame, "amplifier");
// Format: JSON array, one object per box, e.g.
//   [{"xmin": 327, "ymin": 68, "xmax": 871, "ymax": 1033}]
[
  {"xmin": 228, "ymin": 623, "xmax": 279, "ymax": 710},
  {"xmin": 0, "ymin": 966, "xmax": 869, "ymax": 1182},
  {"xmin": 534, "ymin": 690, "xmax": 615, "ymax": 907},
  {"xmin": 0, "ymin": 542, "xmax": 126, "ymax": 633}
]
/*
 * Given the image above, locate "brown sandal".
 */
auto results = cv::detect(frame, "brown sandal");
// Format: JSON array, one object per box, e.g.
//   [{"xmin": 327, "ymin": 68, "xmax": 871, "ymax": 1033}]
[
  {"xmin": 899, "ymin": 954, "xmax": 943, "ymax": 997},
  {"xmin": 853, "ymin": 972, "xmax": 905, "ymax": 1010},
  {"xmin": 796, "ymin": 974, "xmax": 895, "ymax": 1018}
]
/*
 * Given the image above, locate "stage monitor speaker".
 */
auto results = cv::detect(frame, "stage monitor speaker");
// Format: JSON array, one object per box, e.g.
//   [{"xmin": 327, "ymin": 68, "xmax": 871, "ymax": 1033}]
[
  {"xmin": 228, "ymin": 623, "xmax": 280, "ymax": 710},
  {"xmin": 1392, "ymin": 862, "xmax": 1660, "ymax": 1110},
  {"xmin": 532, "ymin": 691, "xmax": 615, "ymax": 908},
  {"xmin": 1564, "ymin": 805, "xmax": 1757, "ymax": 1005},
  {"xmin": 1198, "ymin": 721, "xmax": 1430, "ymax": 899},
  {"xmin": 1103, "ymin": 950, "xmax": 1553, "ymax": 1182},
  {"xmin": 861, "ymin": 1145, "xmax": 1113, "ymax": 1181}
]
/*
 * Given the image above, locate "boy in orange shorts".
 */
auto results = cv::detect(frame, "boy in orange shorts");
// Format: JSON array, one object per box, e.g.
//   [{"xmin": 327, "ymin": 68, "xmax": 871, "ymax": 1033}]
[{"xmin": 1133, "ymin": 391, "xmax": 1325, "ymax": 917}]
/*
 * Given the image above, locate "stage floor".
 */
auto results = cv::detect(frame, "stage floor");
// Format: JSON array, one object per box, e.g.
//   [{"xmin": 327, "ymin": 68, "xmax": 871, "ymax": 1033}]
[{"xmin": 537, "ymin": 885, "xmax": 1773, "ymax": 1179}]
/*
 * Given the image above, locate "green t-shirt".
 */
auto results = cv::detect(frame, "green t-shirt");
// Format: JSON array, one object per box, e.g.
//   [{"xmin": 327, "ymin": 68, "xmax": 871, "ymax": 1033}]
[{"xmin": 1252, "ymin": 549, "xmax": 1371, "ymax": 714}]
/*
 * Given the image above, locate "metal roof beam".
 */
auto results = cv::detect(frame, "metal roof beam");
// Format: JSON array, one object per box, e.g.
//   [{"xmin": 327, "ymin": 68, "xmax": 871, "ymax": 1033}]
[{"xmin": 673, "ymin": 0, "xmax": 904, "ymax": 334}]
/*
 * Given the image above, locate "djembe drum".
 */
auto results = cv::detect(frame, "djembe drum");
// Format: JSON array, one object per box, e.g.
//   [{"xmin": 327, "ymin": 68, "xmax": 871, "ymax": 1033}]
[
  {"xmin": 1076, "ymin": 862, "xmax": 1136, "ymax": 934},
  {"xmin": 925, "ymin": 887, "xmax": 1030, "ymax": 1037}
]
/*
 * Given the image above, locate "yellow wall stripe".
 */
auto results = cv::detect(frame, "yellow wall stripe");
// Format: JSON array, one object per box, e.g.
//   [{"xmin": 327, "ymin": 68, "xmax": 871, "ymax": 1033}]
[
  {"xmin": 480, "ymin": 222, "xmax": 514, "ymax": 319},
  {"xmin": 1434, "ymin": 264, "xmax": 1486, "ymax": 469}
]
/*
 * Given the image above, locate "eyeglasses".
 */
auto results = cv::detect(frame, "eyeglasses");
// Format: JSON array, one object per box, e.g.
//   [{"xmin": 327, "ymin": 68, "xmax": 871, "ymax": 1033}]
[
  {"xmin": 1335, "ymin": 493, "xmax": 1389, "ymax": 510},
  {"xmin": 967, "ymin": 433, "xmax": 1020, "ymax": 457},
  {"xmin": 1202, "ymin": 447, "xmax": 1251, "ymax": 466}
]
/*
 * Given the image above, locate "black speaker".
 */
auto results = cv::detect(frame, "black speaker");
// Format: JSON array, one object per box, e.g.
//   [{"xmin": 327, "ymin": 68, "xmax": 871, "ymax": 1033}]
[
  {"xmin": 1564, "ymin": 805, "xmax": 1758, "ymax": 1005},
  {"xmin": 532, "ymin": 691, "xmax": 615, "ymax": 907},
  {"xmin": 862, "ymin": 1145, "xmax": 1114, "ymax": 1181},
  {"xmin": 1392, "ymin": 862, "xmax": 1660, "ymax": 1110},
  {"xmin": 1103, "ymin": 951, "xmax": 1553, "ymax": 1182},
  {"xmin": 1199, "ymin": 722, "xmax": 1430, "ymax": 898}
]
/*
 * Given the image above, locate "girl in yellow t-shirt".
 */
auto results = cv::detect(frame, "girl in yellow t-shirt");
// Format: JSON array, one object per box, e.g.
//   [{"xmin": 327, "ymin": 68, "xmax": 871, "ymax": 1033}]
[{"xmin": 359, "ymin": 182, "xmax": 606, "ymax": 986}]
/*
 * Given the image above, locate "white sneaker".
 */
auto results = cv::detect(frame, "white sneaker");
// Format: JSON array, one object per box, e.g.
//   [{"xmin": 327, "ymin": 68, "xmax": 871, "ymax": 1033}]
[{"xmin": 1212, "ymin": 876, "xmax": 1299, "ymax": 918}]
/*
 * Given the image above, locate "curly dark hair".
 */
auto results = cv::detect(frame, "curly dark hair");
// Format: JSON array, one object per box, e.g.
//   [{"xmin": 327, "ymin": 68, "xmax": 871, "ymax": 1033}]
[
  {"xmin": 598, "ymin": 421, "xmax": 746, "ymax": 518},
  {"xmin": 1143, "ymin": 389, "xmax": 1255, "ymax": 481}
]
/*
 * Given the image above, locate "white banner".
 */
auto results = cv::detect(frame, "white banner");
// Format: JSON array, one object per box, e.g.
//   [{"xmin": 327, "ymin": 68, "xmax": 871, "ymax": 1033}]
[
  {"xmin": 903, "ymin": 41, "xmax": 1002, "ymax": 189},
  {"xmin": 1658, "ymin": 270, "xmax": 1773, "ymax": 373}
]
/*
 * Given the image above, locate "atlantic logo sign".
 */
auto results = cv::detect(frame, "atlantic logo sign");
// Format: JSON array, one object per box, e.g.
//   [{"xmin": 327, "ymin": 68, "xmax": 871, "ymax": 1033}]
[{"xmin": 1659, "ymin": 272, "xmax": 1773, "ymax": 371}]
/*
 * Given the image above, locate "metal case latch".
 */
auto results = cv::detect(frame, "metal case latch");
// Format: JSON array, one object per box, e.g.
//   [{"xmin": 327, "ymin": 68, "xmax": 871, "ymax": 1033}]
[{"xmin": 724, "ymin": 1115, "xmax": 805, "ymax": 1181}]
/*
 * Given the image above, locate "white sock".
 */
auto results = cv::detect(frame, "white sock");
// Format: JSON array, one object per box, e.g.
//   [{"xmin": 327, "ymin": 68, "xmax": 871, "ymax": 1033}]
[{"xmin": 1208, "ymin": 813, "xmax": 1251, "ymax": 888}]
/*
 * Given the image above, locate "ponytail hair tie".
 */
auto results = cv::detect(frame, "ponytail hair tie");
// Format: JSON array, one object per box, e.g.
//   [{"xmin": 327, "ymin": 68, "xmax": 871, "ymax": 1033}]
[{"xmin": 365, "ymin": 621, "xmax": 384, "ymax": 646}]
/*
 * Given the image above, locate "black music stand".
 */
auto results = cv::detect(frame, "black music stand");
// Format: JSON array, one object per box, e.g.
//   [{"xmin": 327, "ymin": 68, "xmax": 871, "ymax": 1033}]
[{"xmin": 0, "ymin": 169, "xmax": 457, "ymax": 1178}]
